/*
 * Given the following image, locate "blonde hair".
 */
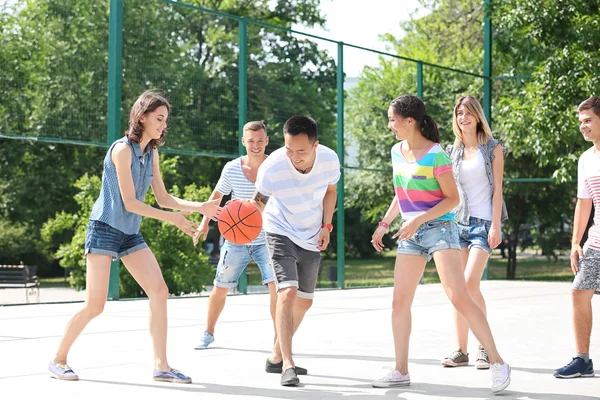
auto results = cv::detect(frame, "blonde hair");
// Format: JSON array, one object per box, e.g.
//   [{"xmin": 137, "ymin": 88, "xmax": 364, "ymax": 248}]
[
  {"xmin": 243, "ymin": 120, "xmax": 267, "ymax": 134},
  {"xmin": 452, "ymin": 95, "xmax": 493, "ymax": 147}
]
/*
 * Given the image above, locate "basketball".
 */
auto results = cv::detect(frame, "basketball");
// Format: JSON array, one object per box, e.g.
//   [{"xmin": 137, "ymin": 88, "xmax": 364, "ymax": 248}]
[{"xmin": 217, "ymin": 199, "xmax": 263, "ymax": 245}]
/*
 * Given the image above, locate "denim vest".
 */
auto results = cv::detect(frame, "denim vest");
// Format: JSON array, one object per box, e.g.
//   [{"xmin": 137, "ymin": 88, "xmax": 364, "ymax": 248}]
[
  {"xmin": 89, "ymin": 136, "xmax": 154, "ymax": 234},
  {"xmin": 445, "ymin": 138, "xmax": 509, "ymax": 225}
]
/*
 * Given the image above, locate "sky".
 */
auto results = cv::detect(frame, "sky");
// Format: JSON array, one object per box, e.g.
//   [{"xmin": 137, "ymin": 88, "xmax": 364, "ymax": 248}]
[{"xmin": 292, "ymin": 0, "xmax": 428, "ymax": 77}]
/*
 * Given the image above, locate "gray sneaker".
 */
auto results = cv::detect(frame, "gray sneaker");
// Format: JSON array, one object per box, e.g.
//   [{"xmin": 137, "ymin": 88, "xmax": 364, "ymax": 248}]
[
  {"xmin": 475, "ymin": 347, "xmax": 490, "ymax": 369},
  {"xmin": 442, "ymin": 350, "xmax": 469, "ymax": 367}
]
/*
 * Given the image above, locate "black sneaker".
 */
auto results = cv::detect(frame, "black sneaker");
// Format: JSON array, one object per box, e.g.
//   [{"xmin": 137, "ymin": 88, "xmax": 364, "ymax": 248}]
[
  {"xmin": 281, "ymin": 367, "xmax": 300, "ymax": 386},
  {"xmin": 265, "ymin": 358, "xmax": 308, "ymax": 375}
]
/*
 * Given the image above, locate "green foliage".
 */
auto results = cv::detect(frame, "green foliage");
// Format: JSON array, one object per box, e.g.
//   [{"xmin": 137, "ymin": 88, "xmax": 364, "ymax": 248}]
[{"xmin": 41, "ymin": 156, "xmax": 215, "ymax": 297}]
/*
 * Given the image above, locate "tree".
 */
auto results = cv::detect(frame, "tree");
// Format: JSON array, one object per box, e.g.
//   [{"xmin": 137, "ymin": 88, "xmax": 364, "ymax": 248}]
[{"xmin": 0, "ymin": 0, "xmax": 336, "ymax": 278}]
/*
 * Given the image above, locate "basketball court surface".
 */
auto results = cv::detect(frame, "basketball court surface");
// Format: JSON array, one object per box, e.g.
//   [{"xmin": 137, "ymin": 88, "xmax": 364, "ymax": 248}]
[{"xmin": 1, "ymin": 281, "xmax": 599, "ymax": 399}]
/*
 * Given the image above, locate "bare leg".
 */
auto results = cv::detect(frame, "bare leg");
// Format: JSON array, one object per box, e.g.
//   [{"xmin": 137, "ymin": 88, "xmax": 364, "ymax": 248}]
[
  {"xmin": 121, "ymin": 248, "xmax": 170, "ymax": 371},
  {"xmin": 572, "ymin": 289, "xmax": 594, "ymax": 354},
  {"xmin": 434, "ymin": 249, "xmax": 504, "ymax": 365},
  {"xmin": 270, "ymin": 292, "xmax": 312, "ymax": 365},
  {"xmin": 392, "ymin": 255, "xmax": 427, "ymax": 374},
  {"xmin": 205, "ymin": 286, "xmax": 229, "ymax": 335},
  {"xmin": 53, "ymin": 254, "xmax": 111, "ymax": 364},
  {"xmin": 267, "ymin": 282, "xmax": 277, "ymax": 342},
  {"xmin": 454, "ymin": 247, "xmax": 489, "ymax": 351}
]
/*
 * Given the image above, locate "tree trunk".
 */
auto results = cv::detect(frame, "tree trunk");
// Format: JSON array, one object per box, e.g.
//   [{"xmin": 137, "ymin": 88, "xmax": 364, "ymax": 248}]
[{"xmin": 506, "ymin": 223, "xmax": 520, "ymax": 279}]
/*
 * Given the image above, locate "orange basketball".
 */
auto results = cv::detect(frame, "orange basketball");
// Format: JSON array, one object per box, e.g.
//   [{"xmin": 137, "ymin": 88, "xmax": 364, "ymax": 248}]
[{"xmin": 217, "ymin": 199, "xmax": 263, "ymax": 245}]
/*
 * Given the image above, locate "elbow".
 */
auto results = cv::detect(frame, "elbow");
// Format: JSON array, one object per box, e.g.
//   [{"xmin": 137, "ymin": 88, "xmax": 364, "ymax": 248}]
[
  {"xmin": 123, "ymin": 199, "xmax": 138, "ymax": 213},
  {"xmin": 449, "ymin": 196, "xmax": 460, "ymax": 210}
]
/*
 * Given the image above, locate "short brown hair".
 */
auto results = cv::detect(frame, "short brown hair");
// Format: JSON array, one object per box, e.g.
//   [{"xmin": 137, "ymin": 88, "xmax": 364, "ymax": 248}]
[
  {"xmin": 126, "ymin": 90, "xmax": 170, "ymax": 149},
  {"xmin": 243, "ymin": 120, "xmax": 267, "ymax": 133},
  {"xmin": 577, "ymin": 96, "xmax": 600, "ymax": 118}
]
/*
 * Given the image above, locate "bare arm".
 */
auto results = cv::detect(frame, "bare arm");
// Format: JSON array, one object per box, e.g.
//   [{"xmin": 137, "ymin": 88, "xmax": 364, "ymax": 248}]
[
  {"xmin": 489, "ymin": 144, "xmax": 505, "ymax": 248},
  {"xmin": 112, "ymin": 144, "xmax": 177, "ymax": 223},
  {"xmin": 570, "ymin": 198, "xmax": 593, "ymax": 273},
  {"xmin": 150, "ymin": 149, "xmax": 219, "ymax": 217},
  {"xmin": 321, "ymin": 184, "xmax": 337, "ymax": 225},
  {"xmin": 250, "ymin": 190, "xmax": 270, "ymax": 213},
  {"xmin": 371, "ymin": 194, "xmax": 401, "ymax": 252}
]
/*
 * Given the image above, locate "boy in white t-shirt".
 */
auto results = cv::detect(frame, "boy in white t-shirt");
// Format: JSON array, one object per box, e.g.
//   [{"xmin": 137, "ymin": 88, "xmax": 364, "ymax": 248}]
[
  {"xmin": 554, "ymin": 96, "xmax": 600, "ymax": 379},
  {"xmin": 252, "ymin": 115, "xmax": 341, "ymax": 386}
]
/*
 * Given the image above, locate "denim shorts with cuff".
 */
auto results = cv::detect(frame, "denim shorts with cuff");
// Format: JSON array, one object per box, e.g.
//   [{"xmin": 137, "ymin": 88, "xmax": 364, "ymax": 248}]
[
  {"xmin": 84, "ymin": 220, "xmax": 147, "ymax": 260},
  {"xmin": 396, "ymin": 220, "xmax": 460, "ymax": 261},
  {"xmin": 458, "ymin": 217, "xmax": 493, "ymax": 254},
  {"xmin": 213, "ymin": 241, "xmax": 275, "ymax": 288}
]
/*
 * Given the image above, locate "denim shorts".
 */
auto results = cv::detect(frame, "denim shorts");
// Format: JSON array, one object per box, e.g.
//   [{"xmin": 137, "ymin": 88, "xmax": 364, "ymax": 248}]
[
  {"xmin": 397, "ymin": 220, "xmax": 460, "ymax": 261},
  {"xmin": 458, "ymin": 217, "xmax": 492, "ymax": 254},
  {"xmin": 84, "ymin": 220, "xmax": 147, "ymax": 260},
  {"xmin": 214, "ymin": 241, "xmax": 275, "ymax": 288}
]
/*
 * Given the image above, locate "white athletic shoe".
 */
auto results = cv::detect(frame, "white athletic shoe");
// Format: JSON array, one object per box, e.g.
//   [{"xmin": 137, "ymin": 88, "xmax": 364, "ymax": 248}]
[
  {"xmin": 372, "ymin": 369, "xmax": 411, "ymax": 388},
  {"xmin": 491, "ymin": 362, "xmax": 511, "ymax": 393}
]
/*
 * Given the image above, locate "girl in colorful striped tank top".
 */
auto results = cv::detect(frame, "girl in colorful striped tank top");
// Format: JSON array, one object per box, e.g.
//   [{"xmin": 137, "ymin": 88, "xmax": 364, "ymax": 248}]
[{"xmin": 369, "ymin": 94, "xmax": 511, "ymax": 393}]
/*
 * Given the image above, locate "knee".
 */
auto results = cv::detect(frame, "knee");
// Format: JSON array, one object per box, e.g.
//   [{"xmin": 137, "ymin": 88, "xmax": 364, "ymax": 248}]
[
  {"xmin": 212, "ymin": 286, "xmax": 229, "ymax": 298},
  {"xmin": 391, "ymin": 296, "xmax": 411, "ymax": 314},
  {"xmin": 83, "ymin": 302, "xmax": 105, "ymax": 319},
  {"xmin": 297, "ymin": 298, "xmax": 313, "ymax": 312},
  {"xmin": 147, "ymin": 283, "xmax": 169, "ymax": 302},
  {"xmin": 572, "ymin": 289, "xmax": 592, "ymax": 304},
  {"xmin": 465, "ymin": 279, "xmax": 481, "ymax": 297},
  {"xmin": 449, "ymin": 292, "xmax": 471, "ymax": 313},
  {"xmin": 277, "ymin": 287, "xmax": 297, "ymax": 306}
]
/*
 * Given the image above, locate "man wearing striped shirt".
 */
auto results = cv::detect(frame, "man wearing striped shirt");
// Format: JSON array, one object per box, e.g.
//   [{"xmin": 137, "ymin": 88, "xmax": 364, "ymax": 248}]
[
  {"xmin": 193, "ymin": 121, "xmax": 277, "ymax": 350},
  {"xmin": 554, "ymin": 97, "xmax": 600, "ymax": 379},
  {"xmin": 252, "ymin": 115, "xmax": 341, "ymax": 386}
]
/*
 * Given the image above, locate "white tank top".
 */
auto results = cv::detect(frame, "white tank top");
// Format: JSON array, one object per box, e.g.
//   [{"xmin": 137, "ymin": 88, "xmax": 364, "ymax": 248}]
[{"xmin": 459, "ymin": 149, "xmax": 493, "ymax": 220}]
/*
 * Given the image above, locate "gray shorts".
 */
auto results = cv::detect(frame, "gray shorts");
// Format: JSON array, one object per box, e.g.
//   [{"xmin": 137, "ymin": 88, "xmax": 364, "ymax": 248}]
[
  {"xmin": 266, "ymin": 232, "xmax": 321, "ymax": 299},
  {"xmin": 574, "ymin": 246, "xmax": 600, "ymax": 295}
]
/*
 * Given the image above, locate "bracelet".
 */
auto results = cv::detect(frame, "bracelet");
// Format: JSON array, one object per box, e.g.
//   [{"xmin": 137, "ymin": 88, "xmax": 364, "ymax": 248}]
[
  {"xmin": 322, "ymin": 223, "xmax": 333, "ymax": 233},
  {"xmin": 378, "ymin": 221, "xmax": 390, "ymax": 229}
]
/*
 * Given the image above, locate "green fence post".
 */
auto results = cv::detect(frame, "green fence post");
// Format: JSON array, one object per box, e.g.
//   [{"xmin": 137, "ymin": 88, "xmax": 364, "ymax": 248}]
[
  {"xmin": 416, "ymin": 61, "xmax": 423, "ymax": 99},
  {"xmin": 482, "ymin": 0, "xmax": 492, "ymax": 281},
  {"xmin": 336, "ymin": 42, "xmax": 345, "ymax": 289},
  {"xmin": 106, "ymin": 0, "xmax": 123, "ymax": 300},
  {"xmin": 237, "ymin": 17, "xmax": 248, "ymax": 294}
]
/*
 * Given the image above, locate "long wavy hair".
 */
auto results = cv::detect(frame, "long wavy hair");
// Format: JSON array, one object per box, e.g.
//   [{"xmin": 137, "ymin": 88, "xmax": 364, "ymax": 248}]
[
  {"xmin": 126, "ymin": 90, "xmax": 170, "ymax": 149},
  {"xmin": 452, "ymin": 95, "xmax": 493, "ymax": 147}
]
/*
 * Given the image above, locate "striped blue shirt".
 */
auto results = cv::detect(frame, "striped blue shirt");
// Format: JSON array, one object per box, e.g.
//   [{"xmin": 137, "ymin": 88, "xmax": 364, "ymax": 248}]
[
  {"xmin": 255, "ymin": 145, "xmax": 341, "ymax": 251},
  {"xmin": 216, "ymin": 157, "xmax": 265, "ymax": 245},
  {"xmin": 89, "ymin": 136, "xmax": 154, "ymax": 234}
]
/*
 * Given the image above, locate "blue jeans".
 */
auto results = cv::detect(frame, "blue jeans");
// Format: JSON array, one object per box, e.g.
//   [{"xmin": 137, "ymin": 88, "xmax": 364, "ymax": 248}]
[
  {"xmin": 214, "ymin": 241, "xmax": 275, "ymax": 288},
  {"xmin": 458, "ymin": 217, "xmax": 493, "ymax": 254},
  {"xmin": 397, "ymin": 220, "xmax": 460, "ymax": 261},
  {"xmin": 84, "ymin": 220, "xmax": 147, "ymax": 260}
]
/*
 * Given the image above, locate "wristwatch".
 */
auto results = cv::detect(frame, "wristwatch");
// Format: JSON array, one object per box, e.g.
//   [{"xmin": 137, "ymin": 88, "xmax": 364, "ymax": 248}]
[{"xmin": 322, "ymin": 223, "xmax": 333, "ymax": 233}]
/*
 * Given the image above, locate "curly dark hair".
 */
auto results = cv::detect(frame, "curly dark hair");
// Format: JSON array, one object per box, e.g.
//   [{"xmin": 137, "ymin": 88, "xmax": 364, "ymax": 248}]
[{"xmin": 126, "ymin": 90, "xmax": 170, "ymax": 149}]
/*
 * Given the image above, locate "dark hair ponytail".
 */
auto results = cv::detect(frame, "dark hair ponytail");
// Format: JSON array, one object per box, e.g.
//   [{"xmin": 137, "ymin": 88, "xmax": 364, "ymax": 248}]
[
  {"xmin": 390, "ymin": 95, "xmax": 440, "ymax": 143},
  {"xmin": 420, "ymin": 114, "xmax": 440, "ymax": 143}
]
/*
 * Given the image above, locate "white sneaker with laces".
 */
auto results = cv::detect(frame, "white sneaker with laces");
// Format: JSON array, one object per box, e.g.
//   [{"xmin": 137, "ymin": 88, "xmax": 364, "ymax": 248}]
[
  {"xmin": 372, "ymin": 369, "xmax": 411, "ymax": 388},
  {"xmin": 491, "ymin": 362, "xmax": 511, "ymax": 393}
]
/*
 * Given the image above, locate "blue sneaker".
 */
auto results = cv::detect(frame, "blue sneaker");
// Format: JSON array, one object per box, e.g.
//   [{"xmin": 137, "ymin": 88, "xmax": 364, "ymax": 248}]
[
  {"xmin": 194, "ymin": 331, "xmax": 214, "ymax": 350},
  {"xmin": 554, "ymin": 357, "xmax": 595, "ymax": 378},
  {"xmin": 152, "ymin": 368, "xmax": 192, "ymax": 384},
  {"xmin": 48, "ymin": 361, "xmax": 79, "ymax": 381}
]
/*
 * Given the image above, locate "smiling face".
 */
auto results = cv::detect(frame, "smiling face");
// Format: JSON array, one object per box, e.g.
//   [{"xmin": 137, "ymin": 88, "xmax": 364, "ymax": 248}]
[
  {"xmin": 284, "ymin": 133, "xmax": 318, "ymax": 170},
  {"xmin": 242, "ymin": 128, "xmax": 268, "ymax": 157},
  {"xmin": 455, "ymin": 104, "xmax": 478, "ymax": 135},
  {"xmin": 387, "ymin": 106, "xmax": 412, "ymax": 141},
  {"xmin": 140, "ymin": 105, "xmax": 168, "ymax": 141},
  {"xmin": 579, "ymin": 110, "xmax": 600, "ymax": 144}
]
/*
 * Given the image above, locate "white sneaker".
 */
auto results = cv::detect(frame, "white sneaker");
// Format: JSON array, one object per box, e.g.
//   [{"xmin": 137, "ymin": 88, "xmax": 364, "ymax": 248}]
[
  {"xmin": 372, "ymin": 369, "xmax": 411, "ymax": 388},
  {"xmin": 491, "ymin": 362, "xmax": 511, "ymax": 393}
]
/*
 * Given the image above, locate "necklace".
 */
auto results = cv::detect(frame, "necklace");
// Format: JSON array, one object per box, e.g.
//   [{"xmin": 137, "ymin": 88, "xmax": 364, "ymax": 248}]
[{"xmin": 296, "ymin": 166, "xmax": 312, "ymax": 174}]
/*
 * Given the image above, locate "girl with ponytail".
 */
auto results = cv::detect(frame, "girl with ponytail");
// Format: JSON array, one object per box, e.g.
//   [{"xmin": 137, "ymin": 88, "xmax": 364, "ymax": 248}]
[{"xmin": 370, "ymin": 95, "xmax": 511, "ymax": 393}]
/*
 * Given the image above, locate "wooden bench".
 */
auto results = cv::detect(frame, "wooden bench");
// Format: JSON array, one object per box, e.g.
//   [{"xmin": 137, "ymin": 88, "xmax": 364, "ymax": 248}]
[{"xmin": 0, "ymin": 264, "xmax": 40, "ymax": 303}]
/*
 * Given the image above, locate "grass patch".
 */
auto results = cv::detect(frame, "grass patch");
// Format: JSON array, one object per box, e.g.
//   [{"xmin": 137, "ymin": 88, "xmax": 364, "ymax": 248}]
[
  {"xmin": 244, "ymin": 252, "xmax": 573, "ymax": 287},
  {"xmin": 39, "ymin": 277, "xmax": 70, "ymax": 288}
]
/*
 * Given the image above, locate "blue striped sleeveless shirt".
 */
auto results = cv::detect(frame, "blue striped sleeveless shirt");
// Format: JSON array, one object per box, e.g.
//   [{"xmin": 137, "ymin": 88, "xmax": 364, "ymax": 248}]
[{"xmin": 89, "ymin": 136, "xmax": 154, "ymax": 234}]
